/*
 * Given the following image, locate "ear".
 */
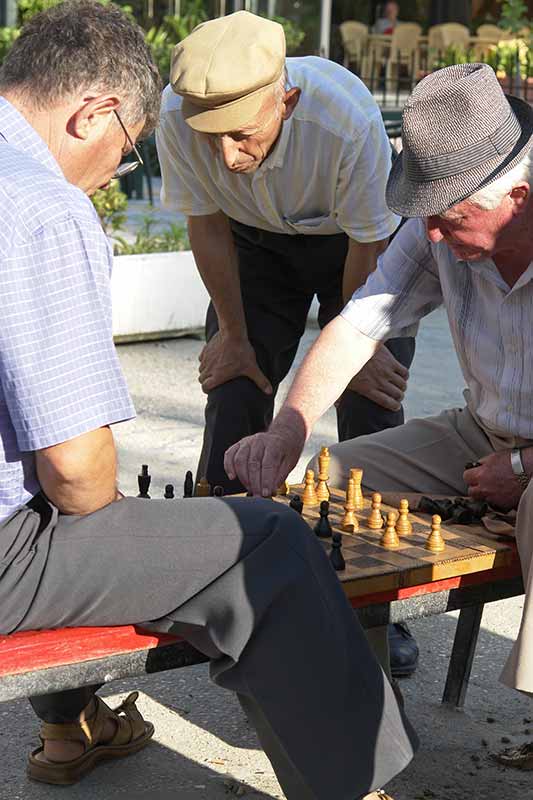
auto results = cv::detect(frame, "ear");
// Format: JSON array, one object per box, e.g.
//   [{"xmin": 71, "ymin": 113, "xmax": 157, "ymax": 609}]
[
  {"xmin": 509, "ymin": 182, "xmax": 530, "ymax": 216},
  {"xmin": 282, "ymin": 87, "xmax": 301, "ymax": 121},
  {"xmin": 67, "ymin": 94, "xmax": 121, "ymax": 141}
]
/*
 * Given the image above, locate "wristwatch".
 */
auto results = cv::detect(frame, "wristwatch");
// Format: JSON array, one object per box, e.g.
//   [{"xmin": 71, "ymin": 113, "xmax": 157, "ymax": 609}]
[{"xmin": 510, "ymin": 448, "xmax": 530, "ymax": 491}]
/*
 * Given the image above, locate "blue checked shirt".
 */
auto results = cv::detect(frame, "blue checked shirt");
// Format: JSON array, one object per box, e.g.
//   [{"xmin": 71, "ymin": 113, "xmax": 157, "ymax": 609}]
[{"xmin": 0, "ymin": 97, "xmax": 135, "ymax": 522}]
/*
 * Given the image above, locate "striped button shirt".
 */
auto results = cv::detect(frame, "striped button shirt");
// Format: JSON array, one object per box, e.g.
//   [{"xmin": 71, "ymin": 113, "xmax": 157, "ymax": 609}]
[
  {"xmin": 342, "ymin": 217, "xmax": 533, "ymax": 439},
  {"xmin": 0, "ymin": 97, "xmax": 135, "ymax": 523},
  {"xmin": 157, "ymin": 56, "xmax": 400, "ymax": 243}
]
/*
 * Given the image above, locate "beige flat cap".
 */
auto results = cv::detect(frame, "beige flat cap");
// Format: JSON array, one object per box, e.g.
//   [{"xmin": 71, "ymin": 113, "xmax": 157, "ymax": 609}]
[{"xmin": 171, "ymin": 11, "xmax": 286, "ymax": 133}]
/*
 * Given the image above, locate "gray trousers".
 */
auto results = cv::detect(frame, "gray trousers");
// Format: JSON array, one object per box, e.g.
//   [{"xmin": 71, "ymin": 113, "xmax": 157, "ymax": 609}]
[{"xmin": 0, "ymin": 494, "xmax": 417, "ymax": 800}]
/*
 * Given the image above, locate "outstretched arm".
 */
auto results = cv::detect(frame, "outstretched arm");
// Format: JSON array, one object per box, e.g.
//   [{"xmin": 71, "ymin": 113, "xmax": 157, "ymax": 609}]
[{"xmin": 224, "ymin": 316, "xmax": 379, "ymax": 495}]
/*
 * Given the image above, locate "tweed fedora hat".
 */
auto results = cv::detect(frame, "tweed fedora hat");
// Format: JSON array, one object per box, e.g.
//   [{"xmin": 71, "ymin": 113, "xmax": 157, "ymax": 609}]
[
  {"xmin": 171, "ymin": 11, "xmax": 285, "ymax": 133},
  {"xmin": 386, "ymin": 63, "xmax": 533, "ymax": 217}
]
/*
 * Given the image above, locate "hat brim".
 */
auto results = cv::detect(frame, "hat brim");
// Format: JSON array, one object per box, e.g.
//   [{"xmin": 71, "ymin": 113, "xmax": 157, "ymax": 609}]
[
  {"xmin": 181, "ymin": 83, "xmax": 274, "ymax": 133},
  {"xmin": 386, "ymin": 94, "xmax": 533, "ymax": 217}
]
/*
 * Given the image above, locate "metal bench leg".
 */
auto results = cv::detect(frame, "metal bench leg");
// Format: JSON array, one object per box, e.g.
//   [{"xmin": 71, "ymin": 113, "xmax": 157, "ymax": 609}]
[{"xmin": 442, "ymin": 603, "xmax": 484, "ymax": 709}]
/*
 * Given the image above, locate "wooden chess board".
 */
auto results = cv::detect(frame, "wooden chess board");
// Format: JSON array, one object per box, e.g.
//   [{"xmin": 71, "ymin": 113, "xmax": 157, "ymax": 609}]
[{"xmin": 273, "ymin": 486, "xmax": 516, "ymax": 600}]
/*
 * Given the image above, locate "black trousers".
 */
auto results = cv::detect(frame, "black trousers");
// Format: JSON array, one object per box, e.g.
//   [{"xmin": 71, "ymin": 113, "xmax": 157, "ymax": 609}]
[{"xmin": 197, "ymin": 220, "xmax": 416, "ymax": 493}]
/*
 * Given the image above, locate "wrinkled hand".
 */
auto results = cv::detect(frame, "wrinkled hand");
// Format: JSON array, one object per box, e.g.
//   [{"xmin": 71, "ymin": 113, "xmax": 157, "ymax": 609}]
[
  {"xmin": 199, "ymin": 332, "xmax": 273, "ymax": 395},
  {"xmin": 224, "ymin": 428, "xmax": 302, "ymax": 497},
  {"xmin": 343, "ymin": 347, "xmax": 409, "ymax": 411},
  {"xmin": 464, "ymin": 451, "xmax": 523, "ymax": 511}
]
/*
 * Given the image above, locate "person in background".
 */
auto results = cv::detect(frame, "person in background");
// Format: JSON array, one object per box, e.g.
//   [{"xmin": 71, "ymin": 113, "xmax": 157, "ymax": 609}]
[{"xmin": 373, "ymin": 1, "xmax": 401, "ymax": 35}]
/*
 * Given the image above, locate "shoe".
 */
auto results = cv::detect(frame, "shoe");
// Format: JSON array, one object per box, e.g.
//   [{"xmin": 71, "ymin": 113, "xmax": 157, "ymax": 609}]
[
  {"xmin": 361, "ymin": 792, "xmax": 394, "ymax": 799},
  {"xmin": 27, "ymin": 691, "xmax": 154, "ymax": 785},
  {"xmin": 490, "ymin": 742, "xmax": 533, "ymax": 770},
  {"xmin": 389, "ymin": 622, "xmax": 419, "ymax": 678}
]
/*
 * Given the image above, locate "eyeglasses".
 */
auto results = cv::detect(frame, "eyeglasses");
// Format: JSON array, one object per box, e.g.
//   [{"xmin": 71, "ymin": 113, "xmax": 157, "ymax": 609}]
[{"xmin": 112, "ymin": 109, "xmax": 144, "ymax": 179}]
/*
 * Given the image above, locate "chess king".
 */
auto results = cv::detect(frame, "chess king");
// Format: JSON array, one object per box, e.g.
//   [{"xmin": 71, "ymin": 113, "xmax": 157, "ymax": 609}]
[
  {"xmin": 226, "ymin": 62, "xmax": 533, "ymax": 731},
  {"xmin": 158, "ymin": 9, "xmax": 418, "ymax": 677}
]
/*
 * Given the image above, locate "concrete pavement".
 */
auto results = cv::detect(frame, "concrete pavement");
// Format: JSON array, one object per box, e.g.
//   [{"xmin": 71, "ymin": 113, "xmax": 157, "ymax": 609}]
[{"xmin": 2, "ymin": 309, "xmax": 532, "ymax": 800}]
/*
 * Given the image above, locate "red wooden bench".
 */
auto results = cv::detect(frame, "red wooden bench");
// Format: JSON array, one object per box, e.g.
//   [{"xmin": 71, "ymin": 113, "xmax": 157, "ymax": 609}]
[{"xmin": 0, "ymin": 555, "xmax": 523, "ymax": 709}]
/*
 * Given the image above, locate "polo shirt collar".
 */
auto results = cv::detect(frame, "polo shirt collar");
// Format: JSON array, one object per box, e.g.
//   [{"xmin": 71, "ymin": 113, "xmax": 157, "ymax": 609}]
[
  {"xmin": 0, "ymin": 96, "xmax": 63, "ymax": 179},
  {"xmin": 257, "ymin": 114, "xmax": 293, "ymax": 174}
]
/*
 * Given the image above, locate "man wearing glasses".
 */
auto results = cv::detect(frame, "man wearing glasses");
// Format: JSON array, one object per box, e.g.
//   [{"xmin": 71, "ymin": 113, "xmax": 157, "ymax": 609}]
[{"xmin": 0, "ymin": 2, "xmax": 416, "ymax": 797}]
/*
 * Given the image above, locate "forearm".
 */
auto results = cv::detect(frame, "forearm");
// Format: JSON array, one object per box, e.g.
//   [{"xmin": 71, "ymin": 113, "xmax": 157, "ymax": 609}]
[
  {"xmin": 342, "ymin": 238, "xmax": 388, "ymax": 303},
  {"xmin": 36, "ymin": 427, "xmax": 119, "ymax": 515},
  {"xmin": 188, "ymin": 212, "xmax": 247, "ymax": 337},
  {"xmin": 270, "ymin": 316, "xmax": 379, "ymax": 445}
]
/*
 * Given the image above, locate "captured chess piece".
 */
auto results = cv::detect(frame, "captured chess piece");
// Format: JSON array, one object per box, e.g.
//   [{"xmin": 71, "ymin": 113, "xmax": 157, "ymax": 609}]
[
  {"xmin": 381, "ymin": 512, "xmax": 400, "ymax": 549},
  {"xmin": 183, "ymin": 470, "xmax": 194, "ymax": 498},
  {"xmin": 425, "ymin": 514, "xmax": 445, "ymax": 552},
  {"xmin": 289, "ymin": 494, "xmax": 304, "ymax": 515},
  {"xmin": 368, "ymin": 492, "xmax": 384, "ymax": 530},
  {"xmin": 137, "ymin": 464, "xmax": 151, "ymax": 499},
  {"xmin": 316, "ymin": 446, "xmax": 330, "ymax": 503},
  {"xmin": 302, "ymin": 469, "xmax": 319, "ymax": 507},
  {"xmin": 276, "ymin": 480, "xmax": 290, "ymax": 496},
  {"xmin": 350, "ymin": 468, "xmax": 364, "ymax": 511},
  {"xmin": 213, "ymin": 485, "xmax": 225, "ymax": 497},
  {"xmin": 396, "ymin": 499, "xmax": 412, "ymax": 535},
  {"xmin": 196, "ymin": 477, "xmax": 210, "ymax": 497},
  {"xmin": 341, "ymin": 477, "xmax": 358, "ymax": 532},
  {"xmin": 164, "ymin": 484, "xmax": 175, "ymax": 499},
  {"xmin": 314, "ymin": 500, "xmax": 332, "ymax": 538},
  {"xmin": 330, "ymin": 532, "xmax": 346, "ymax": 571}
]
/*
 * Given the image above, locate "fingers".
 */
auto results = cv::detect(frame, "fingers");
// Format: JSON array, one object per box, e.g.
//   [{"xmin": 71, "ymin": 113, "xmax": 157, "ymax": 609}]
[
  {"xmin": 387, "ymin": 370, "xmax": 408, "ymax": 393},
  {"xmin": 245, "ymin": 363, "xmax": 273, "ymax": 395},
  {"xmin": 379, "ymin": 348, "xmax": 410, "ymax": 380},
  {"xmin": 366, "ymin": 389, "xmax": 402, "ymax": 412},
  {"xmin": 225, "ymin": 434, "xmax": 288, "ymax": 496}
]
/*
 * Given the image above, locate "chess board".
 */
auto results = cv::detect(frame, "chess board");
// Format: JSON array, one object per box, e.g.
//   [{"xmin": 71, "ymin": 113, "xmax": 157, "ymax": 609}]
[{"xmin": 273, "ymin": 486, "xmax": 516, "ymax": 600}]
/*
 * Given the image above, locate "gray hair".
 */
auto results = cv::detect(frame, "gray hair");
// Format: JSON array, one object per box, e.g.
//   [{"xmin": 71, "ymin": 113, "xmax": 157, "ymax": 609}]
[
  {"xmin": 468, "ymin": 148, "xmax": 533, "ymax": 210},
  {"xmin": 0, "ymin": 0, "xmax": 162, "ymax": 137}
]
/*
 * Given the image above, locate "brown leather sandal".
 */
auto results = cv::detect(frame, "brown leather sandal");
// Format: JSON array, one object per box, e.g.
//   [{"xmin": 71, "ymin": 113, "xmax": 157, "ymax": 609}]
[
  {"xmin": 27, "ymin": 691, "xmax": 154, "ymax": 785},
  {"xmin": 491, "ymin": 742, "xmax": 533, "ymax": 770}
]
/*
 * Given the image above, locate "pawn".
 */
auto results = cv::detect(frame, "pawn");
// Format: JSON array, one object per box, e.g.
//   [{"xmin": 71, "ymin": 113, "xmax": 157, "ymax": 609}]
[
  {"xmin": 314, "ymin": 500, "xmax": 333, "ymax": 538},
  {"xmin": 289, "ymin": 494, "xmax": 304, "ymax": 515},
  {"xmin": 213, "ymin": 485, "xmax": 225, "ymax": 497},
  {"xmin": 183, "ymin": 470, "xmax": 194, "ymax": 498},
  {"xmin": 396, "ymin": 498, "xmax": 412, "ymax": 535},
  {"xmin": 196, "ymin": 477, "xmax": 210, "ymax": 497},
  {"xmin": 137, "ymin": 464, "xmax": 151, "ymax": 499},
  {"xmin": 425, "ymin": 514, "xmax": 445, "ymax": 552},
  {"xmin": 381, "ymin": 512, "xmax": 400, "ymax": 549},
  {"xmin": 302, "ymin": 469, "xmax": 319, "ymax": 507},
  {"xmin": 164, "ymin": 483, "xmax": 175, "ymax": 499},
  {"xmin": 330, "ymin": 532, "xmax": 346, "ymax": 571},
  {"xmin": 341, "ymin": 478, "xmax": 358, "ymax": 533},
  {"xmin": 350, "ymin": 468, "xmax": 364, "ymax": 511},
  {"xmin": 368, "ymin": 492, "xmax": 384, "ymax": 530},
  {"xmin": 276, "ymin": 480, "xmax": 290, "ymax": 496}
]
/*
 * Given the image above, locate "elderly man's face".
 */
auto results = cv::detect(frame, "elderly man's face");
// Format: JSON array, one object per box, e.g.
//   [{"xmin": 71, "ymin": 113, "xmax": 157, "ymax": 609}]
[
  {"xmin": 426, "ymin": 198, "xmax": 516, "ymax": 261},
  {"xmin": 207, "ymin": 92, "xmax": 285, "ymax": 175}
]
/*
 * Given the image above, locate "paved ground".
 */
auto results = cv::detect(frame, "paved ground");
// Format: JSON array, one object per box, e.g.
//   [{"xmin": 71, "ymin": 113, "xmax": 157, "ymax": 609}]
[{"xmin": 3, "ymin": 310, "xmax": 533, "ymax": 800}]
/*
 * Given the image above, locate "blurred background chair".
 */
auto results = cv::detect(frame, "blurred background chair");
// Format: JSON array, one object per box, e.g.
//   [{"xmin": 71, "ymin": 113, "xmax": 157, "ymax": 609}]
[
  {"xmin": 385, "ymin": 22, "xmax": 422, "ymax": 93},
  {"xmin": 339, "ymin": 20, "xmax": 368, "ymax": 74}
]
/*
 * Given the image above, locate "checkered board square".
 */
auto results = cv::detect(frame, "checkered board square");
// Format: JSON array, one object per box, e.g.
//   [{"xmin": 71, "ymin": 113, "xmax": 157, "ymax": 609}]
[{"xmin": 273, "ymin": 485, "xmax": 515, "ymax": 597}]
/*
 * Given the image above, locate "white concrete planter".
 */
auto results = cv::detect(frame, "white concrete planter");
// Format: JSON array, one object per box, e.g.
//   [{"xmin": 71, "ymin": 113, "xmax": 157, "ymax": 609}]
[{"xmin": 111, "ymin": 250, "xmax": 210, "ymax": 342}]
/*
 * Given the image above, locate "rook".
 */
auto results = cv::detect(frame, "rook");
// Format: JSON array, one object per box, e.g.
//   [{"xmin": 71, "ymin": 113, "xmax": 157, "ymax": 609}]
[{"xmin": 137, "ymin": 464, "xmax": 151, "ymax": 499}]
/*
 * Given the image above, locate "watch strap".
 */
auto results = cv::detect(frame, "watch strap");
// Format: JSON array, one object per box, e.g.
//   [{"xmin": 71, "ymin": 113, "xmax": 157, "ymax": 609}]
[{"xmin": 511, "ymin": 448, "xmax": 530, "ymax": 491}]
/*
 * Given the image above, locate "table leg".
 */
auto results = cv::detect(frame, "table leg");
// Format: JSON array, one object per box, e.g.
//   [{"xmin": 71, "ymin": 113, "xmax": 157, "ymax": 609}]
[{"xmin": 442, "ymin": 603, "xmax": 484, "ymax": 709}]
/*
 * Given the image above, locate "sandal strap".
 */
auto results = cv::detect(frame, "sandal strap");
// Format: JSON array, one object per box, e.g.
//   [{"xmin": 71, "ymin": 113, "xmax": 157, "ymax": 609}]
[{"xmin": 38, "ymin": 691, "xmax": 146, "ymax": 751}]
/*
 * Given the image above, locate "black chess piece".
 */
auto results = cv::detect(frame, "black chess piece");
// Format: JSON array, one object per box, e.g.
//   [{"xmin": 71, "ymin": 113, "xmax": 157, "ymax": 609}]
[
  {"xmin": 183, "ymin": 470, "xmax": 194, "ymax": 498},
  {"xmin": 289, "ymin": 494, "xmax": 303, "ymax": 515},
  {"xmin": 164, "ymin": 484, "xmax": 175, "ymax": 499},
  {"xmin": 330, "ymin": 532, "xmax": 345, "ymax": 571},
  {"xmin": 137, "ymin": 464, "xmax": 151, "ymax": 499},
  {"xmin": 213, "ymin": 485, "xmax": 224, "ymax": 497},
  {"xmin": 246, "ymin": 490, "xmax": 253, "ymax": 497},
  {"xmin": 314, "ymin": 500, "xmax": 332, "ymax": 538}
]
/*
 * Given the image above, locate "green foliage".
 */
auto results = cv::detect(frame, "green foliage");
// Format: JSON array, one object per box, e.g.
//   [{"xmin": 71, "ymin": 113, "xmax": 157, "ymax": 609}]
[
  {"xmin": 146, "ymin": 0, "xmax": 208, "ymax": 81},
  {"xmin": 91, "ymin": 182, "xmax": 129, "ymax": 236},
  {"xmin": 499, "ymin": 0, "xmax": 529, "ymax": 35},
  {"xmin": 114, "ymin": 215, "xmax": 190, "ymax": 255},
  {"xmin": 432, "ymin": 45, "xmax": 473, "ymax": 70},
  {"xmin": 0, "ymin": 26, "xmax": 19, "ymax": 62},
  {"xmin": 486, "ymin": 37, "xmax": 531, "ymax": 78},
  {"xmin": 266, "ymin": 15, "xmax": 305, "ymax": 55}
]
